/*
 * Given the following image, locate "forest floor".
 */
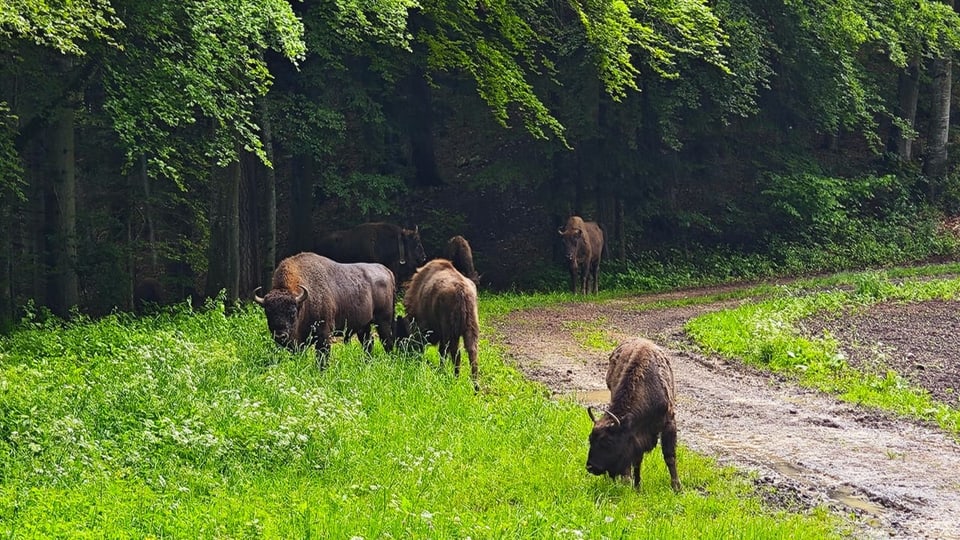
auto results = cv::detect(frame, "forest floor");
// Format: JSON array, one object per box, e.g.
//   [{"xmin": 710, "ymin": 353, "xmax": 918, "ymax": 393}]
[{"xmin": 492, "ymin": 286, "xmax": 960, "ymax": 539}]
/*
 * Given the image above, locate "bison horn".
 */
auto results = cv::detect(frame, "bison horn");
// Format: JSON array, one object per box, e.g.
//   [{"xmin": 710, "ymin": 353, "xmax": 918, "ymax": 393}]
[
  {"xmin": 253, "ymin": 287, "xmax": 266, "ymax": 305},
  {"xmin": 586, "ymin": 405, "xmax": 621, "ymax": 426},
  {"xmin": 397, "ymin": 234, "xmax": 406, "ymax": 265},
  {"xmin": 295, "ymin": 285, "xmax": 309, "ymax": 304}
]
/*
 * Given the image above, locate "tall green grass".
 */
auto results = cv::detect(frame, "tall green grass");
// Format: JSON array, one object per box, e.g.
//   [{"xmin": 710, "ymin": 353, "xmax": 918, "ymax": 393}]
[{"xmin": 0, "ymin": 300, "xmax": 846, "ymax": 537}]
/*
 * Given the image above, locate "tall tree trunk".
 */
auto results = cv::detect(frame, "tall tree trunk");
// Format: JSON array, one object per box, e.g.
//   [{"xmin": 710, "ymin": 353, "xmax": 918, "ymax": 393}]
[
  {"xmin": 260, "ymin": 99, "xmax": 277, "ymax": 288},
  {"xmin": 407, "ymin": 70, "xmax": 442, "ymax": 187},
  {"xmin": 45, "ymin": 101, "xmax": 78, "ymax": 318},
  {"xmin": 206, "ymin": 152, "xmax": 241, "ymax": 310},
  {"xmin": 140, "ymin": 154, "xmax": 158, "ymax": 273},
  {"xmin": 289, "ymin": 155, "xmax": 314, "ymax": 254},
  {"xmin": 615, "ymin": 198, "xmax": 626, "ymax": 263},
  {"xmin": 924, "ymin": 3, "xmax": 954, "ymax": 187},
  {"xmin": 889, "ymin": 58, "xmax": 921, "ymax": 161}
]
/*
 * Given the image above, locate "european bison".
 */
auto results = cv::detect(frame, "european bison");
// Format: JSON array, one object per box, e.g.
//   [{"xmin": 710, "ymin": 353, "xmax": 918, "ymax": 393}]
[
  {"xmin": 444, "ymin": 235, "xmax": 479, "ymax": 285},
  {"xmin": 398, "ymin": 259, "xmax": 480, "ymax": 389},
  {"xmin": 315, "ymin": 222, "xmax": 427, "ymax": 283},
  {"xmin": 558, "ymin": 216, "xmax": 604, "ymax": 294},
  {"xmin": 253, "ymin": 252, "xmax": 396, "ymax": 363},
  {"xmin": 586, "ymin": 337, "xmax": 681, "ymax": 492}
]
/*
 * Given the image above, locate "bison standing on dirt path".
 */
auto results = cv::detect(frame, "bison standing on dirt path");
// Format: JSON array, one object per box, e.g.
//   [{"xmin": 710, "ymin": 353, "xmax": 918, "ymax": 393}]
[
  {"xmin": 398, "ymin": 259, "xmax": 480, "ymax": 389},
  {"xmin": 253, "ymin": 252, "xmax": 396, "ymax": 364},
  {"xmin": 558, "ymin": 216, "xmax": 604, "ymax": 294},
  {"xmin": 586, "ymin": 337, "xmax": 682, "ymax": 492},
  {"xmin": 315, "ymin": 222, "xmax": 426, "ymax": 283},
  {"xmin": 444, "ymin": 235, "xmax": 479, "ymax": 285}
]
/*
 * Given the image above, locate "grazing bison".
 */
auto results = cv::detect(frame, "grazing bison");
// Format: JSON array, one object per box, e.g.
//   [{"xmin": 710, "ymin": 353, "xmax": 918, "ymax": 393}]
[
  {"xmin": 253, "ymin": 252, "xmax": 396, "ymax": 363},
  {"xmin": 444, "ymin": 235, "xmax": 479, "ymax": 285},
  {"xmin": 558, "ymin": 216, "xmax": 604, "ymax": 294},
  {"xmin": 315, "ymin": 222, "xmax": 427, "ymax": 283},
  {"xmin": 398, "ymin": 259, "xmax": 480, "ymax": 389},
  {"xmin": 586, "ymin": 338, "xmax": 681, "ymax": 492}
]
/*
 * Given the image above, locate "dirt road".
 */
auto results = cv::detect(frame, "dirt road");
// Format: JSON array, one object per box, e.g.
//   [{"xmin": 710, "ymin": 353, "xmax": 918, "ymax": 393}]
[{"xmin": 493, "ymin": 290, "xmax": 960, "ymax": 539}]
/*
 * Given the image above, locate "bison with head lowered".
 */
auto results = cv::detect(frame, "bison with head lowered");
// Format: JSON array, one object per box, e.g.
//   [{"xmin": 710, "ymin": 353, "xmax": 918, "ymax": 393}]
[
  {"xmin": 254, "ymin": 252, "xmax": 396, "ymax": 363},
  {"xmin": 586, "ymin": 337, "xmax": 681, "ymax": 492}
]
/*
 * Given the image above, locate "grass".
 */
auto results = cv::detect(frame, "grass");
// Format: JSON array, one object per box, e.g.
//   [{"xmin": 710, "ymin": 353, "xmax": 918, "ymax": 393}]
[
  {"xmin": 0, "ymin": 298, "xmax": 848, "ymax": 538},
  {"xmin": 685, "ymin": 270, "xmax": 960, "ymax": 434}
]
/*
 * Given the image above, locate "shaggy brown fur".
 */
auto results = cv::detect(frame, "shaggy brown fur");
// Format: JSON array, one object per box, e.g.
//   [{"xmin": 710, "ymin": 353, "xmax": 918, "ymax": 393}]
[
  {"xmin": 558, "ymin": 216, "xmax": 604, "ymax": 294},
  {"xmin": 443, "ymin": 235, "xmax": 479, "ymax": 285},
  {"xmin": 586, "ymin": 338, "xmax": 681, "ymax": 492},
  {"xmin": 254, "ymin": 253, "xmax": 396, "ymax": 363},
  {"xmin": 315, "ymin": 222, "xmax": 426, "ymax": 283},
  {"xmin": 400, "ymin": 259, "xmax": 480, "ymax": 389}
]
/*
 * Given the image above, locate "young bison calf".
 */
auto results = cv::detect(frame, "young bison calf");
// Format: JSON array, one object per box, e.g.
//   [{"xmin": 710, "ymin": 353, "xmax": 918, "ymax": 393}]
[
  {"xmin": 586, "ymin": 337, "xmax": 681, "ymax": 492},
  {"xmin": 398, "ymin": 259, "xmax": 479, "ymax": 390}
]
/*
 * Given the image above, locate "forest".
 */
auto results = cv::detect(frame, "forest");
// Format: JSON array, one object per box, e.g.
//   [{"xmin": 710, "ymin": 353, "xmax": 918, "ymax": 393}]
[{"xmin": 4, "ymin": 0, "xmax": 960, "ymax": 326}]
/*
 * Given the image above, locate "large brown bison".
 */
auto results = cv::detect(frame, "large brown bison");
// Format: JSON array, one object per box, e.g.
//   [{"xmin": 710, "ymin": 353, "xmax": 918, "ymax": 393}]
[
  {"xmin": 444, "ymin": 235, "xmax": 479, "ymax": 285},
  {"xmin": 253, "ymin": 252, "xmax": 396, "ymax": 363},
  {"xmin": 315, "ymin": 222, "xmax": 427, "ymax": 283},
  {"xmin": 398, "ymin": 259, "xmax": 479, "ymax": 389},
  {"xmin": 558, "ymin": 216, "xmax": 604, "ymax": 294},
  {"xmin": 586, "ymin": 338, "xmax": 681, "ymax": 492}
]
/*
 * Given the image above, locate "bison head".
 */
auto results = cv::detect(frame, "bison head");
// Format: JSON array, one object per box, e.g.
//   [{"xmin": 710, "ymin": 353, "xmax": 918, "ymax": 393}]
[
  {"xmin": 253, "ymin": 285, "xmax": 308, "ymax": 347},
  {"xmin": 401, "ymin": 226, "xmax": 427, "ymax": 267},
  {"xmin": 559, "ymin": 227, "xmax": 584, "ymax": 263},
  {"xmin": 585, "ymin": 406, "xmax": 630, "ymax": 478}
]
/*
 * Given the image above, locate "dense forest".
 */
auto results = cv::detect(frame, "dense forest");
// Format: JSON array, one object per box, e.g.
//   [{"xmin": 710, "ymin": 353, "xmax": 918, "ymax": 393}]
[{"xmin": 3, "ymin": 0, "xmax": 960, "ymax": 326}]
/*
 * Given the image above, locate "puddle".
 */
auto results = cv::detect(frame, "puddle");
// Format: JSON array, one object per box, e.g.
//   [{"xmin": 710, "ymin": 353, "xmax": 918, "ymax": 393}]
[
  {"xmin": 829, "ymin": 486, "xmax": 886, "ymax": 516},
  {"xmin": 571, "ymin": 389, "xmax": 610, "ymax": 404}
]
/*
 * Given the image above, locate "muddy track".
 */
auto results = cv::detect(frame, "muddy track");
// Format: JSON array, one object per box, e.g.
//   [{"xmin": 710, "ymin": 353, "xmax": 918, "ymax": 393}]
[{"xmin": 492, "ymin": 289, "xmax": 960, "ymax": 539}]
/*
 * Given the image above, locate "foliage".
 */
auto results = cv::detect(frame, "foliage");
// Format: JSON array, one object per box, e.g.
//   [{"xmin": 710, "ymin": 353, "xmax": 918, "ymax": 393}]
[
  {"xmin": 0, "ymin": 300, "xmax": 845, "ymax": 538},
  {"xmin": 322, "ymin": 172, "xmax": 408, "ymax": 218},
  {"xmin": 101, "ymin": 0, "xmax": 306, "ymax": 182},
  {"xmin": 0, "ymin": 0, "xmax": 123, "ymax": 55}
]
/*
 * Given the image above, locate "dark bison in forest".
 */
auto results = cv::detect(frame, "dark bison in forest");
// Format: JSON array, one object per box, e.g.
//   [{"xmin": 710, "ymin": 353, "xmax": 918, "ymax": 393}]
[
  {"xmin": 558, "ymin": 216, "xmax": 604, "ymax": 294},
  {"xmin": 586, "ymin": 337, "xmax": 681, "ymax": 492},
  {"xmin": 444, "ymin": 235, "xmax": 479, "ymax": 285},
  {"xmin": 253, "ymin": 252, "xmax": 396, "ymax": 363},
  {"xmin": 315, "ymin": 222, "xmax": 427, "ymax": 283},
  {"xmin": 397, "ymin": 259, "xmax": 480, "ymax": 389}
]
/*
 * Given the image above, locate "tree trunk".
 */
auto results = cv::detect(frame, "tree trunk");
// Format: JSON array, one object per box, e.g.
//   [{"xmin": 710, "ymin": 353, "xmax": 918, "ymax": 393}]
[
  {"xmin": 205, "ymin": 151, "xmax": 241, "ymax": 310},
  {"xmin": 924, "ymin": 3, "xmax": 954, "ymax": 185},
  {"xmin": 407, "ymin": 70, "xmax": 442, "ymax": 187},
  {"xmin": 615, "ymin": 198, "xmax": 626, "ymax": 263},
  {"xmin": 289, "ymin": 155, "xmax": 314, "ymax": 254},
  {"xmin": 260, "ymin": 98, "xmax": 277, "ymax": 289},
  {"xmin": 889, "ymin": 58, "xmax": 921, "ymax": 161},
  {"xmin": 140, "ymin": 154, "xmax": 158, "ymax": 273},
  {"xmin": 45, "ymin": 101, "xmax": 79, "ymax": 318}
]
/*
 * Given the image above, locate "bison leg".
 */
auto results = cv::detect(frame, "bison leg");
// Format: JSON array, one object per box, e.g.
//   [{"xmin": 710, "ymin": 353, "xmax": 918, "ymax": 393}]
[
  {"xmin": 358, "ymin": 325, "xmax": 374, "ymax": 355},
  {"xmin": 568, "ymin": 265, "xmax": 579, "ymax": 294},
  {"xmin": 661, "ymin": 421, "xmax": 682, "ymax": 492},
  {"xmin": 464, "ymin": 333, "xmax": 480, "ymax": 391},
  {"xmin": 375, "ymin": 314, "xmax": 395, "ymax": 353},
  {"xmin": 590, "ymin": 259, "xmax": 600, "ymax": 294},
  {"xmin": 630, "ymin": 453, "xmax": 644, "ymax": 488}
]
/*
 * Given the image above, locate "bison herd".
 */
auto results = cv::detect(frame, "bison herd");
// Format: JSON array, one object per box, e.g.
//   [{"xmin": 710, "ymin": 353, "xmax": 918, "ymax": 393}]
[{"xmin": 253, "ymin": 217, "xmax": 681, "ymax": 491}]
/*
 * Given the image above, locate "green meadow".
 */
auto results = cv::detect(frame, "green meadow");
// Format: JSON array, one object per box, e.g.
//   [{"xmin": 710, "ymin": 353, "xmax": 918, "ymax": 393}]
[{"xmin": 0, "ymin": 293, "xmax": 847, "ymax": 538}]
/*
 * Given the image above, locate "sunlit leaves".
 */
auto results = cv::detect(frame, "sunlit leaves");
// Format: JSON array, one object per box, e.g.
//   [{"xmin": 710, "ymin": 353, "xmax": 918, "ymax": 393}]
[{"xmin": 0, "ymin": 0, "xmax": 123, "ymax": 55}]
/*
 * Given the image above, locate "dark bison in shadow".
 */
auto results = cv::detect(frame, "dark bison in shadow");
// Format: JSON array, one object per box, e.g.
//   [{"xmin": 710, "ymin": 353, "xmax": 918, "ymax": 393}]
[
  {"xmin": 253, "ymin": 252, "xmax": 396, "ymax": 364},
  {"xmin": 315, "ymin": 222, "xmax": 426, "ymax": 283},
  {"xmin": 444, "ymin": 235, "xmax": 479, "ymax": 285},
  {"xmin": 558, "ymin": 216, "xmax": 604, "ymax": 294},
  {"xmin": 397, "ymin": 259, "xmax": 479, "ymax": 389},
  {"xmin": 586, "ymin": 337, "xmax": 681, "ymax": 492}
]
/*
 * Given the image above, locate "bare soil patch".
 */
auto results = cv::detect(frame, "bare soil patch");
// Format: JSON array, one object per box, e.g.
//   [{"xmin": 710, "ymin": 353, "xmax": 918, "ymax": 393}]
[{"xmin": 492, "ymin": 288, "xmax": 960, "ymax": 539}]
